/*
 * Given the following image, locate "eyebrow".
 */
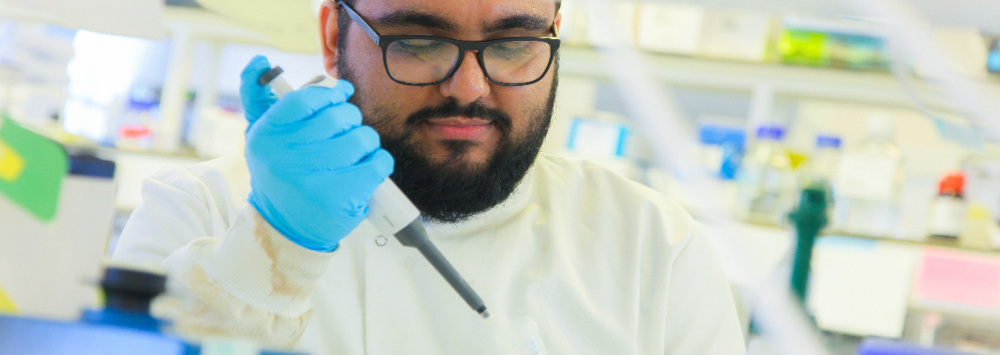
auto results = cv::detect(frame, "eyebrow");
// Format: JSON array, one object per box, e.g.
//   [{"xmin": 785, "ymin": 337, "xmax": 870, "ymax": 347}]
[
  {"xmin": 373, "ymin": 10, "xmax": 551, "ymax": 35},
  {"xmin": 483, "ymin": 14, "xmax": 551, "ymax": 33},
  {"xmin": 374, "ymin": 11, "xmax": 458, "ymax": 32}
]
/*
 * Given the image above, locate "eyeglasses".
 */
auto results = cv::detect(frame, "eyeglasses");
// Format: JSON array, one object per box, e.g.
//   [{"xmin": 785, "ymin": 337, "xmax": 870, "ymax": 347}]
[{"xmin": 337, "ymin": 0, "xmax": 561, "ymax": 86}]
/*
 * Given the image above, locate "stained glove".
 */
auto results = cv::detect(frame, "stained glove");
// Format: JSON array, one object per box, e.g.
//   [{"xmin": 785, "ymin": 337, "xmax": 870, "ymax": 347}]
[{"xmin": 240, "ymin": 56, "xmax": 394, "ymax": 252}]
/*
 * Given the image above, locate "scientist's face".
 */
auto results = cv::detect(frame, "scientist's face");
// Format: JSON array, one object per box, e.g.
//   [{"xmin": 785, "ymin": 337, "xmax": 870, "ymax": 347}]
[{"xmin": 320, "ymin": 0, "xmax": 560, "ymax": 222}]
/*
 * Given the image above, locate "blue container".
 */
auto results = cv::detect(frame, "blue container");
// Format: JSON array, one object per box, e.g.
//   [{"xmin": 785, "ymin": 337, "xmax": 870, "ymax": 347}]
[
  {"xmin": 0, "ymin": 266, "xmax": 305, "ymax": 355},
  {"xmin": 857, "ymin": 338, "xmax": 981, "ymax": 355},
  {"xmin": 988, "ymin": 46, "xmax": 999, "ymax": 73}
]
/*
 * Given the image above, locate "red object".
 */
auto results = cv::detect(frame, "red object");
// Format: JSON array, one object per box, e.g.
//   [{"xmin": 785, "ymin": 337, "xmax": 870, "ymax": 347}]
[
  {"xmin": 937, "ymin": 171, "xmax": 964, "ymax": 196},
  {"xmin": 119, "ymin": 124, "xmax": 152, "ymax": 139}
]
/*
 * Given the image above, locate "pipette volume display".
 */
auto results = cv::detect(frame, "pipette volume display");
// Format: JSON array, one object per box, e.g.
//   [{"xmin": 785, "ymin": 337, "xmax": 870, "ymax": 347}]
[{"xmin": 257, "ymin": 66, "xmax": 490, "ymax": 319}]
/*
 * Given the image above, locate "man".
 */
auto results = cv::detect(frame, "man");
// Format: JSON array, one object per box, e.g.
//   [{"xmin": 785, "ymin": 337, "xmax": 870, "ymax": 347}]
[{"xmin": 113, "ymin": 0, "xmax": 746, "ymax": 353}]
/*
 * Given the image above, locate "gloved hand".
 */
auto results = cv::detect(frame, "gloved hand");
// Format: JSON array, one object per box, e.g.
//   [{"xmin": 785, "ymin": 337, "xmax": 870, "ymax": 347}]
[
  {"xmin": 240, "ymin": 56, "xmax": 279, "ymax": 128},
  {"xmin": 240, "ymin": 56, "xmax": 394, "ymax": 252}
]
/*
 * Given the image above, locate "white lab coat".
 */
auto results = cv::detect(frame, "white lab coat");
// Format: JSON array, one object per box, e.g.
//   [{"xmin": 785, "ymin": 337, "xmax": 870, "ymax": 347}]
[{"xmin": 113, "ymin": 153, "xmax": 745, "ymax": 355}]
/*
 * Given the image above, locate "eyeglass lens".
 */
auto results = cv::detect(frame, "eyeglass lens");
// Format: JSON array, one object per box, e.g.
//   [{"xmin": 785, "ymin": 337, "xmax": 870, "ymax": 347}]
[{"xmin": 385, "ymin": 39, "xmax": 552, "ymax": 85}]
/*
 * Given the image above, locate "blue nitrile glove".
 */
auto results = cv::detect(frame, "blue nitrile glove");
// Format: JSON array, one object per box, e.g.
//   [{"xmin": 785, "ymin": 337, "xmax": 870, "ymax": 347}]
[
  {"xmin": 241, "ymin": 60, "xmax": 394, "ymax": 252},
  {"xmin": 240, "ymin": 56, "xmax": 279, "ymax": 129}
]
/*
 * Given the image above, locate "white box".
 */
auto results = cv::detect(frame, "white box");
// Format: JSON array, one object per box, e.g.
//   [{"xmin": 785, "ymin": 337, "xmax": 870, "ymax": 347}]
[
  {"xmin": 0, "ymin": 172, "xmax": 116, "ymax": 320},
  {"xmin": 634, "ymin": 2, "xmax": 704, "ymax": 55}
]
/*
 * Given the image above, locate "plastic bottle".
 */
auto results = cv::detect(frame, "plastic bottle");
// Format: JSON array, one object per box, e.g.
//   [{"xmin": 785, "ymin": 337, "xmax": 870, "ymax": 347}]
[
  {"xmin": 800, "ymin": 135, "xmax": 842, "ymax": 190},
  {"xmin": 927, "ymin": 171, "xmax": 965, "ymax": 241},
  {"xmin": 958, "ymin": 204, "xmax": 994, "ymax": 250},
  {"xmin": 798, "ymin": 135, "xmax": 842, "ymax": 226},
  {"xmin": 734, "ymin": 124, "xmax": 797, "ymax": 226},
  {"xmin": 116, "ymin": 93, "xmax": 157, "ymax": 151},
  {"xmin": 832, "ymin": 116, "xmax": 904, "ymax": 238}
]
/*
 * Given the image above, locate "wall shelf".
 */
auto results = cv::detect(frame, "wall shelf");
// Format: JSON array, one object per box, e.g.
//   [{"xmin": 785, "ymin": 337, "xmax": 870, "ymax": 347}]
[
  {"xmin": 651, "ymin": 0, "xmax": 1000, "ymax": 33},
  {"xmin": 160, "ymin": 6, "xmax": 271, "ymax": 46},
  {"xmin": 558, "ymin": 45, "xmax": 1000, "ymax": 113}
]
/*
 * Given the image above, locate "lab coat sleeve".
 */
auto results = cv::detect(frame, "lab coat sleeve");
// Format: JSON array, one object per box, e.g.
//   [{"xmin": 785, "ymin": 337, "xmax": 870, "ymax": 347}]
[
  {"xmin": 112, "ymin": 162, "xmax": 334, "ymax": 349},
  {"xmin": 662, "ymin": 224, "xmax": 746, "ymax": 354}
]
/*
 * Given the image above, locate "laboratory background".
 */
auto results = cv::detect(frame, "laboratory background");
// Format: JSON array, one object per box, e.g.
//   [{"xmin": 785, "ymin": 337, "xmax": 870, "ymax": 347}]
[{"xmin": 1, "ymin": 0, "xmax": 999, "ymax": 354}]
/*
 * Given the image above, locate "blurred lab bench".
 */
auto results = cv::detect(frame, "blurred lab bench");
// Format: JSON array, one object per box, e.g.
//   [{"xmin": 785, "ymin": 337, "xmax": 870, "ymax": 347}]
[
  {"xmin": 110, "ymin": 148, "xmax": 207, "ymax": 212},
  {"xmin": 727, "ymin": 222, "xmax": 1000, "ymax": 351}
]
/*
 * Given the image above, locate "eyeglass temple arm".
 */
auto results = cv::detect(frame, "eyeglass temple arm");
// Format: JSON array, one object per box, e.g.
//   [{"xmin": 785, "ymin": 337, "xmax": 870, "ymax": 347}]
[{"xmin": 336, "ymin": 0, "xmax": 382, "ymax": 45}]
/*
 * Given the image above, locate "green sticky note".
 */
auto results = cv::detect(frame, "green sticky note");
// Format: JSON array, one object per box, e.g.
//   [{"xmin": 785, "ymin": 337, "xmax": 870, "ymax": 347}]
[{"xmin": 0, "ymin": 114, "xmax": 68, "ymax": 221}]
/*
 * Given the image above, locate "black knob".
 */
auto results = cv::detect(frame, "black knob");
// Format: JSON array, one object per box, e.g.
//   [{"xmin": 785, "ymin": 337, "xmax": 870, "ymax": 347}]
[{"xmin": 100, "ymin": 266, "xmax": 166, "ymax": 315}]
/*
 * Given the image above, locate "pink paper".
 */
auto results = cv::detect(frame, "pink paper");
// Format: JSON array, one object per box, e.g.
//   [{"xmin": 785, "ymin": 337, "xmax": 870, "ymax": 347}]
[{"xmin": 914, "ymin": 248, "xmax": 1000, "ymax": 308}]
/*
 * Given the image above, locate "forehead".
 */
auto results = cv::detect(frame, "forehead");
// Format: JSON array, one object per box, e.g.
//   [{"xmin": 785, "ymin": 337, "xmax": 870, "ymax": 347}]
[{"xmin": 354, "ymin": 0, "xmax": 557, "ymax": 26}]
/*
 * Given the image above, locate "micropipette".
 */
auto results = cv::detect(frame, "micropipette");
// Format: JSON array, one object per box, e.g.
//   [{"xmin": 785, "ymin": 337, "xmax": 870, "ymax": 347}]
[{"xmin": 258, "ymin": 66, "xmax": 490, "ymax": 319}]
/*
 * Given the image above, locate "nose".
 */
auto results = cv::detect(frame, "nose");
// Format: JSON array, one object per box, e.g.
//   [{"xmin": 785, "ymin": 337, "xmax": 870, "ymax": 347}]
[{"xmin": 439, "ymin": 51, "xmax": 491, "ymax": 105}]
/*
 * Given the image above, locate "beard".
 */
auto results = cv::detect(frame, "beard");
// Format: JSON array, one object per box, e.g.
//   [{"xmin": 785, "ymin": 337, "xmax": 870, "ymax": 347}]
[{"xmin": 338, "ymin": 58, "xmax": 558, "ymax": 223}]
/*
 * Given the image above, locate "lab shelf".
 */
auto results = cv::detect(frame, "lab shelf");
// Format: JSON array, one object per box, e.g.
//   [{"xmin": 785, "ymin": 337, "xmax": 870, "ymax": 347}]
[
  {"xmin": 161, "ymin": 3, "xmax": 321, "ymax": 54},
  {"xmin": 157, "ymin": 2, "xmax": 1000, "ymax": 152},
  {"xmin": 0, "ymin": 1, "xmax": 165, "ymax": 39},
  {"xmin": 742, "ymin": 217, "xmax": 1000, "ymax": 256},
  {"xmin": 820, "ymin": 231, "xmax": 1000, "ymax": 257},
  {"xmin": 650, "ymin": 0, "xmax": 1000, "ymax": 33},
  {"xmin": 557, "ymin": 45, "xmax": 1000, "ymax": 113},
  {"xmin": 160, "ymin": 6, "xmax": 271, "ymax": 47}
]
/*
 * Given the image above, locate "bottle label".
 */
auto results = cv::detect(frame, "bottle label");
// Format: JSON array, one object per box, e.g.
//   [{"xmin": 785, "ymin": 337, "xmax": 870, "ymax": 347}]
[
  {"xmin": 835, "ymin": 155, "xmax": 897, "ymax": 200},
  {"xmin": 928, "ymin": 197, "xmax": 965, "ymax": 238}
]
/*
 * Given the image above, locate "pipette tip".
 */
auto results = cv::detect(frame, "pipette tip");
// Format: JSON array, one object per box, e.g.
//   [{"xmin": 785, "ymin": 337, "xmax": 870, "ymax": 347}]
[{"xmin": 479, "ymin": 308, "xmax": 491, "ymax": 319}]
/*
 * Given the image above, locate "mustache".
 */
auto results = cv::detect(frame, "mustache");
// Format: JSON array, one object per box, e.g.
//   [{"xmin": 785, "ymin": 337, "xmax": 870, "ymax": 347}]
[{"xmin": 405, "ymin": 100, "xmax": 513, "ymax": 132}]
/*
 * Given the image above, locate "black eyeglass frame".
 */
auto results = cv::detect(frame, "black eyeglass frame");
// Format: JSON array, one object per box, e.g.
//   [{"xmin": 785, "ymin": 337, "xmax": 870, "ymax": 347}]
[{"xmin": 336, "ymin": 0, "xmax": 561, "ymax": 87}]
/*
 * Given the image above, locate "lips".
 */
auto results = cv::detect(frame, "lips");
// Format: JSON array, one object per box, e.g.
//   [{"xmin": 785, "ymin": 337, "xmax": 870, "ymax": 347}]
[{"xmin": 423, "ymin": 117, "xmax": 494, "ymax": 140}]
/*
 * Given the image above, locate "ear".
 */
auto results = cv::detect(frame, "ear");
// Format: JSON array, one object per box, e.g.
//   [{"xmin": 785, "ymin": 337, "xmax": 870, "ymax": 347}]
[
  {"xmin": 319, "ymin": 0, "xmax": 341, "ymax": 79},
  {"xmin": 554, "ymin": 11, "xmax": 562, "ymax": 33}
]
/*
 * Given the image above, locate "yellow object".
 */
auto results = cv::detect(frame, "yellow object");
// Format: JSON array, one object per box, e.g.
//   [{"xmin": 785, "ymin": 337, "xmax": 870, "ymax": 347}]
[
  {"xmin": 0, "ymin": 140, "xmax": 26, "ymax": 182},
  {"xmin": 0, "ymin": 284, "xmax": 17, "ymax": 314},
  {"xmin": 960, "ymin": 205, "xmax": 994, "ymax": 250},
  {"xmin": 787, "ymin": 150, "xmax": 808, "ymax": 170}
]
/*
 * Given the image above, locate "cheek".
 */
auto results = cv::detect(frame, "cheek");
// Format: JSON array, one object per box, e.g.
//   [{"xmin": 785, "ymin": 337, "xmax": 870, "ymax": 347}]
[
  {"xmin": 343, "ymin": 40, "xmax": 399, "ymax": 132},
  {"xmin": 497, "ymin": 81, "xmax": 552, "ymax": 132},
  {"xmin": 345, "ymin": 45, "xmax": 385, "ymax": 86},
  {"xmin": 350, "ymin": 70, "xmax": 430, "ymax": 138}
]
